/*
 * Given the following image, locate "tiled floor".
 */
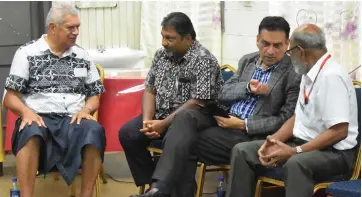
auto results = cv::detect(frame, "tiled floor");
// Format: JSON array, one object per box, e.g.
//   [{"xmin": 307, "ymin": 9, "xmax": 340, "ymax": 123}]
[
  {"xmin": 0, "ymin": 152, "xmax": 227, "ymax": 197},
  {"xmin": 0, "ymin": 152, "xmax": 291, "ymax": 197}
]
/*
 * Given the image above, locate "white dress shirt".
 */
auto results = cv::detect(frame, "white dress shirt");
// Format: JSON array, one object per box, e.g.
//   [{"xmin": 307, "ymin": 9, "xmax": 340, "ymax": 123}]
[{"xmin": 293, "ymin": 53, "xmax": 358, "ymax": 150}]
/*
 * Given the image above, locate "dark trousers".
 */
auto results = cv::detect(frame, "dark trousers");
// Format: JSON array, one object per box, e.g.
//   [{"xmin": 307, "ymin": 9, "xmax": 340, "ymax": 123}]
[
  {"xmin": 226, "ymin": 140, "xmax": 356, "ymax": 197},
  {"xmin": 155, "ymin": 109, "xmax": 250, "ymax": 196},
  {"xmin": 119, "ymin": 109, "xmax": 252, "ymax": 196},
  {"xmin": 119, "ymin": 115, "xmax": 157, "ymax": 186}
]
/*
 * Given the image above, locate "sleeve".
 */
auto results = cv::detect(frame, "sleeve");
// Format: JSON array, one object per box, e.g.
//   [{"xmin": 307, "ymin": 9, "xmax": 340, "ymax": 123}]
[
  {"xmin": 144, "ymin": 50, "xmax": 161, "ymax": 90},
  {"xmin": 84, "ymin": 53, "xmax": 105, "ymax": 97},
  {"xmin": 191, "ymin": 57, "xmax": 221, "ymax": 100},
  {"xmin": 246, "ymin": 69, "xmax": 302, "ymax": 135},
  {"xmin": 218, "ymin": 55, "xmax": 251, "ymax": 104},
  {"xmin": 317, "ymin": 74, "xmax": 350, "ymax": 129},
  {"xmin": 5, "ymin": 48, "xmax": 30, "ymax": 94}
]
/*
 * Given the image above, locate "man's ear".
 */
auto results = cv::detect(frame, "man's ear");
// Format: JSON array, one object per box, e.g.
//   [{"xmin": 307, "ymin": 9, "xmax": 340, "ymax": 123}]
[
  {"xmin": 48, "ymin": 23, "xmax": 57, "ymax": 34},
  {"xmin": 286, "ymin": 39, "xmax": 290, "ymax": 50},
  {"xmin": 300, "ymin": 47, "xmax": 306, "ymax": 59},
  {"xmin": 184, "ymin": 34, "xmax": 192, "ymax": 43}
]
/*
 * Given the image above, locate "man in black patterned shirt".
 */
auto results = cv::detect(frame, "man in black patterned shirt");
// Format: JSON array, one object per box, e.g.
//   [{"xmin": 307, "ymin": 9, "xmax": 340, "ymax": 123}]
[{"xmin": 119, "ymin": 12, "xmax": 223, "ymax": 196}]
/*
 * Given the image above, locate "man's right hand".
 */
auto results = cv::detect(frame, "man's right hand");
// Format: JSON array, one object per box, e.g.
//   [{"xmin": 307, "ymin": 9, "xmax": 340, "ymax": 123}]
[
  {"xmin": 140, "ymin": 120, "xmax": 161, "ymax": 139},
  {"xmin": 250, "ymin": 79, "xmax": 269, "ymax": 95},
  {"xmin": 19, "ymin": 108, "xmax": 47, "ymax": 131}
]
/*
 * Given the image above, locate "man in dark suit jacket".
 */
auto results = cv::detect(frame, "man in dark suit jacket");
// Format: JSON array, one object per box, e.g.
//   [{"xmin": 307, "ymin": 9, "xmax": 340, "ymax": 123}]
[{"xmin": 132, "ymin": 16, "xmax": 302, "ymax": 197}]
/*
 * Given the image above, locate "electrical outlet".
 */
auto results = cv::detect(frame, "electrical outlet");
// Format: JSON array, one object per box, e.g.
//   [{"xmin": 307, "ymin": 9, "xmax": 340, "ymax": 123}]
[{"xmin": 243, "ymin": 1, "xmax": 252, "ymax": 7}]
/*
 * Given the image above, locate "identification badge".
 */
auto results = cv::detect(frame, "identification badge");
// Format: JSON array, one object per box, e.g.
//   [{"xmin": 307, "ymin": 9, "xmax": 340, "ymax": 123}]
[{"xmin": 74, "ymin": 67, "xmax": 87, "ymax": 77}]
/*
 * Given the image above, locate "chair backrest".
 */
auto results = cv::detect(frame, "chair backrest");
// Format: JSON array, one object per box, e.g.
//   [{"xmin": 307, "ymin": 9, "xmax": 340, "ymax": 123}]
[
  {"xmin": 93, "ymin": 64, "xmax": 105, "ymax": 121},
  {"xmin": 220, "ymin": 64, "xmax": 236, "ymax": 82},
  {"xmin": 356, "ymin": 88, "xmax": 361, "ymax": 144},
  {"xmin": 351, "ymin": 87, "xmax": 361, "ymax": 179}
]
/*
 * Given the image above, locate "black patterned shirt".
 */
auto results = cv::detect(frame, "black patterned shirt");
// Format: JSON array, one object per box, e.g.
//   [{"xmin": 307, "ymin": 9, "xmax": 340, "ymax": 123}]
[
  {"xmin": 5, "ymin": 35, "xmax": 105, "ymax": 115},
  {"xmin": 145, "ymin": 40, "xmax": 223, "ymax": 119}
]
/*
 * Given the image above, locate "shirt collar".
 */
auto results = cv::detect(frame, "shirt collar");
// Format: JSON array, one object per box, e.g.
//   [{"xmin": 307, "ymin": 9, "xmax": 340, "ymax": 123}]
[
  {"xmin": 38, "ymin": 34, "xmax": 75, "ymax": 57},
  {"xmin": 306, "ymin": 52, "xmax": 330, "ymax": 82},
  {"xmin": 255, "ymin": 57, "xmax": 281, "ymax": 72},
  {"xmin": 165, "ymin": 40, "xmax": 200, "ymax": 61}
]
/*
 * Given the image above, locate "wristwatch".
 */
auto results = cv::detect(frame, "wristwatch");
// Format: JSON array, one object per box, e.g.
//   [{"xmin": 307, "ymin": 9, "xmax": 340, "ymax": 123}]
[
  {"xmin": 246, "ymin": 82, "xmax": 252, "ymax": 95},
  {"xmin": 296, "ymin": 146, "xmax": 303, "ymax": 154}
]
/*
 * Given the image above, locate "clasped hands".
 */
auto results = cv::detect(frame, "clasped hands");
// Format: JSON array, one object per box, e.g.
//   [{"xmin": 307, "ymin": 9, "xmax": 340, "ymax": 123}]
[
  {"xmin": 258, "ymin": 136, "xmax": 297, "ymax": 168},
  {"xmin": 140, "ymin": 120, "xmax": 167, "ymax": 139}
]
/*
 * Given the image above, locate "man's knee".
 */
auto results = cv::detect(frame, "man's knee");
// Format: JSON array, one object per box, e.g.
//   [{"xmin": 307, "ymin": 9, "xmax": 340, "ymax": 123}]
[
  {"xmin": 173, "ymin": 108, "xmax": 202, "ymax": 122},
  {"xmin": 83, "ymin": 144, "xmax": 102, "ymax": 157},
  {"xmin": 119, "ymin": 120, "xmax": 144, "ymax": 147},
  {"xmin": 283, "ymin": 154, "xmax": 310, "ymax": 175},
  {"xmin": 231, "ymin": 141, "xmax": 263, "ymax": 161},
  {"xmin": 232, "ymin": 142, "xmax": 254, "ymax": 158},
  {"xmin": 79, "ymin": 120, "xmax": 105, "ymax": 139},
  {"xmin": 24, "ymin": 136, "xmax": 41, "ymax": 148},
  {"xmin": 17, "ymin": 136, "xmax": 42, "ymax": 156}
]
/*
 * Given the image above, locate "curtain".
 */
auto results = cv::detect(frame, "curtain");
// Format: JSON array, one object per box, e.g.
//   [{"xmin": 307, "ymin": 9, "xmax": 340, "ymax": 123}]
[
  {"xmin": 53, "ymin": 1, "xmax": 142, "ymax": 50},
  {"xmin": 269, "ymin": 1, "xmax": 361, "ymax": 80},
  {"xmin": 140, "ymin": 1, "xmax": 222, "ymax": 66}
]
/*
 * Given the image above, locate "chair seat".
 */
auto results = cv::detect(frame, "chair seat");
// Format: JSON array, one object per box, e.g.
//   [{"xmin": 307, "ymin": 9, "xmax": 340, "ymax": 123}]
[
  {"xmin": 149, "ymin": 139, "xmax": 163, "ymax": 149},
  {"xmin": 260, "ymin": 167, "xmax": 348, "ymax": 183},
  {"xmin": 326, "ymin": 179, "xmax": 361, "ymax": 197}
]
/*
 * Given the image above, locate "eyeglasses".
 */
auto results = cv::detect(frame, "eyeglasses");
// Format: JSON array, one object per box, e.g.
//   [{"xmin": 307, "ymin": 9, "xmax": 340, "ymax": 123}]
[{"xmin": 286, "ymin": 45, "xmax": 301, "ymax": 56}]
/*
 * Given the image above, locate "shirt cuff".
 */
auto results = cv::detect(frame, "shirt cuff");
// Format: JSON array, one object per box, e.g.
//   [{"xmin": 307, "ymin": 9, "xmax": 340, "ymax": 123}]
[{"xmin": 245, "ymin": 118, "xmax": 248, "ymax": 132}]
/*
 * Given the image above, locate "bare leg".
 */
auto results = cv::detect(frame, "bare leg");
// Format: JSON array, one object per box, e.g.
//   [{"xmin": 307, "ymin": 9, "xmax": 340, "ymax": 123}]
[
  {"xmin": 16, "ymin": 136, "xmax": 41, "ymax": 197},
  {"xmin": 80, "ymin": 145, "xmax": 102, "ymax": 197}
]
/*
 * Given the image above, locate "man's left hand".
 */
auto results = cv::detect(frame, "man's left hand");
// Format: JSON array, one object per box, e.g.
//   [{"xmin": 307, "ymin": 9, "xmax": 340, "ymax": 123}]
[
  {"xmin": 260, "ymin": 139, "xmax": 296, "ymax": 167},
  {"xmin": 214, "ymin": 116, "xmax": 245, "ymax": 130},
  {"xmin": 70, "ymin": 109, "xmax": 96, "ymax": 125}
]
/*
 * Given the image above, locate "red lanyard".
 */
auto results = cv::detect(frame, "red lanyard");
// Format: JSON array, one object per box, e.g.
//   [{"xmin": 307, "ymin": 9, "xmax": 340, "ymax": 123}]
[{"xmin": 304, "ymin": 54, "xmax": 331, "ymax": 105}]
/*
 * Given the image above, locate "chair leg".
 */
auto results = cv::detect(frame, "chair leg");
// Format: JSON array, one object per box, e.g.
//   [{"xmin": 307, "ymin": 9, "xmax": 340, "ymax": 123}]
[
  {"xmin": 95, "ymin": 175, "xmax": 101, "ymax": 197},
  {"xmin": 139, "ymin": 185, "xmax": 145, "ymax": 195},
  {"xmin": 52, "ymin": 172, "xmax": 60, "ymax": 181},
  {"xmin": 0, "ymin": 162, "xmax": 3, "ymax": 177},
  {"xmin": 254, "ymin": 179, "xmax": 263, "ymax": 197},
  {"xmin": 196, "ymin": 163, "xmax": 206, "ymax": 197},
  {"xmin": 222, "ymin": 170, "xmax": 229, "ymax": 184},
  {"xmin": 100, "ymin": 165, "xmax": 107, "ymax": 183},
  {"xmin": 70, "ymin": 181, "xmax": 76, "ymax": 197}
]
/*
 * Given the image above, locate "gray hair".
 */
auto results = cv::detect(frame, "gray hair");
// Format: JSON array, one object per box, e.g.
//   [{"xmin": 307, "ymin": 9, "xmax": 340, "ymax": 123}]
[
  {"xmin": 45, "ymin": 3, "xmax": 79, "ymax": 27},
  {"xmin": 290, "ymin": 30, "xmax": 327, "ymax": 50}
]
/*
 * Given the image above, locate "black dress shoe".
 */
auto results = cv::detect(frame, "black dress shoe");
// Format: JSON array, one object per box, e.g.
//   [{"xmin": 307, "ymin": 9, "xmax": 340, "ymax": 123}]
[{"xmin": 130, "ymin": 188, "xmax": 169, "ymax": 197}]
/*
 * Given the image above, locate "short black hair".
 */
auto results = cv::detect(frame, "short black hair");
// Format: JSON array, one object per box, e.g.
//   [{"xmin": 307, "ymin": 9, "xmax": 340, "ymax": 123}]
[
  {"xmin": 258, "ymin": 16, "xmax": 290, "ymax": 39},
  {"xmin": 161, "ymin": 12, "xmax": 196, "ymax": 40}
]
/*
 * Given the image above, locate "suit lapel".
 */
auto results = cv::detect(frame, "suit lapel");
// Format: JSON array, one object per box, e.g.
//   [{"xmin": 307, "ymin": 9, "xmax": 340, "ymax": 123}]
[
  {"xmin": 252, "ymin": 56, "xmax": 289, "ymax": 115},
  {"xmin": 241, "ymin": 61, "xmax": 257, "ymax": 82}
]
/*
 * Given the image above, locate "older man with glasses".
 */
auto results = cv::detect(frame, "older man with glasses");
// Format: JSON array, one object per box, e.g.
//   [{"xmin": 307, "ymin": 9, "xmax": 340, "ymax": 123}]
[{"xmin": 227, "ymin": 24, "xmax": 358, "ymax": 197}]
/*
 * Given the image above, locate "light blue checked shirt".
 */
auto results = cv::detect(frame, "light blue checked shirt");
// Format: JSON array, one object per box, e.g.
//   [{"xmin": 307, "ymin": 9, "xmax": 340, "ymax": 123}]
[{"xmin": 229, "ymin": 59, "xmax": 279, "ymax": 127}]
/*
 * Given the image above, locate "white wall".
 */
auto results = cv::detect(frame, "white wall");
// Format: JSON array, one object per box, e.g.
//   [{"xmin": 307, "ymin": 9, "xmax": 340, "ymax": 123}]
[{"xmin": 221, "ymin": 1, "xmax": 269, "ymax": 68}]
